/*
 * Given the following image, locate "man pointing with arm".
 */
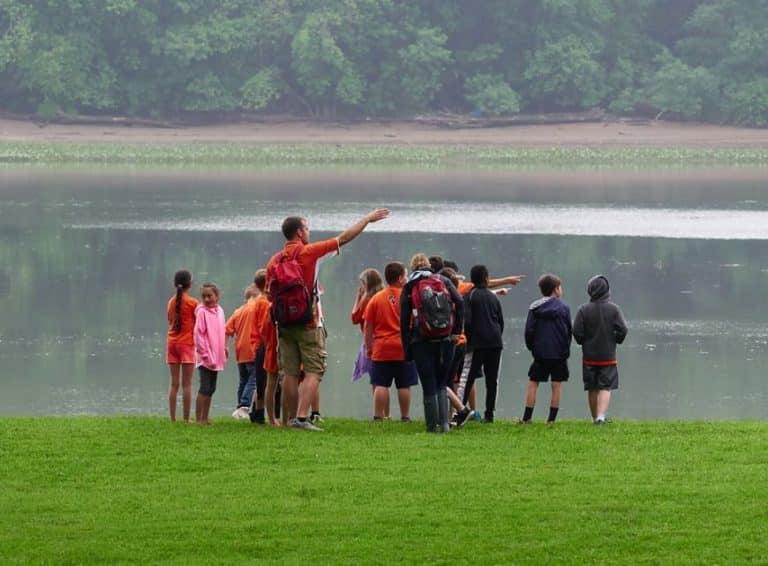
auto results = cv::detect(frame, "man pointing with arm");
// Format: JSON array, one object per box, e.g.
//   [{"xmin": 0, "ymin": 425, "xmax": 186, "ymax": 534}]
[{"xmin": 266, "ymin": 208, "xmax": 390, "ymax": 431}]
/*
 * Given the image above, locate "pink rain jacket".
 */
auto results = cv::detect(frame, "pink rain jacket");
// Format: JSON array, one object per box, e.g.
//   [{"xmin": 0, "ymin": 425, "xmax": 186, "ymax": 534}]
[{"xmin": 194, "ymin": 304, "xmax": 227, "ymax": 371}]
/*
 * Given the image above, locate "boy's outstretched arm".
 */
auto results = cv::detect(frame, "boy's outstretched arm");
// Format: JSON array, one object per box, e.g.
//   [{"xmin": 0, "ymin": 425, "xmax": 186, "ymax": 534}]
[{"xmin": 488, "ymin": 275, "xmax": 525, "ymax": 289}]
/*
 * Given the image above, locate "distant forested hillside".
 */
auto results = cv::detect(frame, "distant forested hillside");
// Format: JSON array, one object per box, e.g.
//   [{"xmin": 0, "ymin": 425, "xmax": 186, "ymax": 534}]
[{"xmin": 1, "ymin": 1, "xmax": 767, "ymax": 125}]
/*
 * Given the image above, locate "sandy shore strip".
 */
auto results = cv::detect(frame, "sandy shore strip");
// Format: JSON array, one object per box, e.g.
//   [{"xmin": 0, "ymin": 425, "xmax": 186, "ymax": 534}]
[{"xmin": 2, "ymin": 118, "xmax": 768, "ymax": 147}]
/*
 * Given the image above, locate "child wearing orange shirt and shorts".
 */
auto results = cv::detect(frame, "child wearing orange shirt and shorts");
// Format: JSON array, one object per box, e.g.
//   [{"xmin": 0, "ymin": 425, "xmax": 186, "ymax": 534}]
[
  {"xmin": 363, "ymin": 262, "xmax": 418, "ymax": 421},
  {"xmin": 166, "ymin": 269, "xmax": 198, "ymax": 423}
]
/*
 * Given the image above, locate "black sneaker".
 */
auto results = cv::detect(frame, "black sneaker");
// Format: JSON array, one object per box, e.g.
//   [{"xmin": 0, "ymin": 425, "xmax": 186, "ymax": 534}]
[
  {"xmin": 249, "ymin": 407, "xmax": 265, "ymax": 424},
  {"xmin": 452, "ymin": 407, "xmax": 472, "ymax": 429},
  {"xmin": 309, "ymin": 413, "xmax": 324, "ymax": 424}
]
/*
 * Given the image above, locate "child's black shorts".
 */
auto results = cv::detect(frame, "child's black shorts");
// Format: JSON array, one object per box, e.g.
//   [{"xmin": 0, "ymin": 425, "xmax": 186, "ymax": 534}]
[
  {"xmin": 528, "ymin": 359, "xmax": 569, "ymax": 382},
  {"xmin": 198, "ymin": 367, "xmax": 218, "ymax": 396},
  {"xmin": 582, "ymin": 364, "xmax": 619, "ymax": 391},
  {"xmin": 370, "ymin": 360, "xmax": 419, "ymax": 389}
]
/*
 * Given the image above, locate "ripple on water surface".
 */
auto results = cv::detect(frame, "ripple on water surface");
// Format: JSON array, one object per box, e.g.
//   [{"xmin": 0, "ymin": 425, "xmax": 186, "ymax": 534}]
[{"xmin": 69, "ymin": 201, "xmax": 768, "ymax": 240}]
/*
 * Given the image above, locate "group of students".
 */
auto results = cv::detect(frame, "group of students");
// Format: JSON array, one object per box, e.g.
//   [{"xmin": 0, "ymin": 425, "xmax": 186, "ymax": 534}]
[
  {"xmin": 165, "ymin": 207, "xmax": 629, "ymax": 430},
  {"xmin": 164, "ymin": 269, "xmax": 281, "ymax": 425}
]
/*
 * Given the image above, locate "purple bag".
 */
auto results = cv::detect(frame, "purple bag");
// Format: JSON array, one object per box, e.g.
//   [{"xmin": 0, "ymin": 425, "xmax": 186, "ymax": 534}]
[{"xmin": 351, "ymin": 339, "xmax": 372, "ymax": 382}]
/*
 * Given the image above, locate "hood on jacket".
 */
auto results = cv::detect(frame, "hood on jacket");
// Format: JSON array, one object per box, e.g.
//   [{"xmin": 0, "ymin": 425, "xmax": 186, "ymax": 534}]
[
  {"xmin": 407, "ymin": 269, "xmax": 433, "ymax": 284},
  {"xmin": 587, "ymin": 275, "xmax": 610, "ymax": 302},
  {"xmin": 529, "ymin": 296, "xmax": 552, "ymax": 310},
  {"xmin": 529, "ymin": 296, "xmax": 565, "ymax": 318}
]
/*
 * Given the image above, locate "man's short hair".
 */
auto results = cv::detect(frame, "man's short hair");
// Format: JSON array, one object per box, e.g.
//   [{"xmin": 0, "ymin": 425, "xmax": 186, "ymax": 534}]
[
  {"xmin": 538, "ymin": 273, "xmax": 562, "ymax": 297},
  {"xmin": 384, "ymin": 262, "xmax": 406, "ymax": 285},
  {"xmin": 443, "ymin": 259, "xmax": 459, "ymax": 272},
  {"xmin": 281, "ymin": 216, "xmax": 305, "ymax": 240},
  {"xmin": 470, "ymin": 264, "xmax": 489, "ymax": 287},
  {"xmin": 428, "ymin": 255, "xmax": 444, "ymax": 273}
]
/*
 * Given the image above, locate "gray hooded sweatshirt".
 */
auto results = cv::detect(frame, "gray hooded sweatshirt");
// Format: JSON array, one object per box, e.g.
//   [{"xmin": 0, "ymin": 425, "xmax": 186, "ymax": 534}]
[{"xmin": 573, "ymin": 275, "xmax": 628, "ymax": 363}]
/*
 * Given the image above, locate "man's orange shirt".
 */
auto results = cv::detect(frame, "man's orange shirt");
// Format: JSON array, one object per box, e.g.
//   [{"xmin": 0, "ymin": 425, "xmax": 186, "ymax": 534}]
[
  {"xmin": 363, "ymin": 286, "xmax": 405, "ymax": 361},
  {"xmin": 167, "ymin": 293, "xmax": 199, "ymax": 346},
  {"xmin": 266, "ymin": 238, "xmax": 340, "ymax": 328}
]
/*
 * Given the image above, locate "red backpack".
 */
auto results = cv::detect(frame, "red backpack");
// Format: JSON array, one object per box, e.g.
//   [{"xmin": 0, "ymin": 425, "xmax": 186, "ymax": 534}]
[
  {"xmin": 411, "ymin": 274, "xmax": 454, "ymax": 339},
  {"xmin": 266, "ymin": 247, "xmax": 314, "ymax": 326}
]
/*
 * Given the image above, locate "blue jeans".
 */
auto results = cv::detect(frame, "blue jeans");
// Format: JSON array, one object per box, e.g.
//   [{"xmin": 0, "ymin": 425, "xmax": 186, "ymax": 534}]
[
  {"xmin": 237, "ymin": 362, "xmax": 257, "ymax": 407},
  {"xmin": 411, "ymin": 340, "xmax": 455, "ymax": 397}
]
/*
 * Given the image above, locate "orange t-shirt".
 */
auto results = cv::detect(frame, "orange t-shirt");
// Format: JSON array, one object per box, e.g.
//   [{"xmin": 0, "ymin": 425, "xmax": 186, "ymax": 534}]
[
  {"xmin": 167, "ymin": 293, "xmax": 199, "ymax": 346},
  {"xmin": 363, "ymin": 287, "xmax": 405, "ymax": 361},
  {"xmin": 351, "ymin": 295, "xmax": 372, "ymax": 333},
  {"xmin": 248, "ymin": 295, "xmax": 271, "ymax": 352},
  {"xmin": 225, "ymin": 296, "xmax": 267, "ymax": 363},
  {"xmin": 456, "ymin": 282, "xmax": 473, "ymax": 346},
  {"xmin": 259, "ymin": 306, "xmax": 279, "ymax": 374},
  {"xmin": 458, "ymin": 281, "xmax": 474, "ymax": 295},
  {"xmin": 266, "ymin": 238, "xmax": 340, "ymax": 328}
]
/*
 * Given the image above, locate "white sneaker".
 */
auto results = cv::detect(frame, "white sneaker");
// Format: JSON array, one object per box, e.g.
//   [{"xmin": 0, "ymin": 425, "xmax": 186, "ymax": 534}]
[{"xmin": 232, "ymin": 406, "xmax": 249, "ymax": 420}]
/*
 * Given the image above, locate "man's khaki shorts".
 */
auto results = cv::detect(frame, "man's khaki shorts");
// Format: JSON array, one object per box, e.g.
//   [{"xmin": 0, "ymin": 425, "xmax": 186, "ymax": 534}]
[{"xmin": 278, "ymin": 325, "xmax": 327, "ymax": 379}]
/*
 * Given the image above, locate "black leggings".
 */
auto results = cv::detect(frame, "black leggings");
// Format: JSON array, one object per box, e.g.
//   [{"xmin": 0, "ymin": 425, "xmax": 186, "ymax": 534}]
[
  {"xmin": 198, "ymin": 367, "xmax": 218, "ymax": 397},
  {"xmin": 462, "ymin": 348, "xmax": 502, "ymax": 414}
]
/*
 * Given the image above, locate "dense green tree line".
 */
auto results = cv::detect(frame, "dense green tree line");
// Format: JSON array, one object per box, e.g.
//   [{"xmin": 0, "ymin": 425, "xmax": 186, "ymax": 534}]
[{"xmin": 1, "ymin": 0, "xmax": 768, "ymax": 125}]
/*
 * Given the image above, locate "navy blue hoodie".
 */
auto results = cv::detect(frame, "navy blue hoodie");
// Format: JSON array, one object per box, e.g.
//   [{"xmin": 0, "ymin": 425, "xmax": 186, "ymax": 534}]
[{"xmin": 524, "ymin": 296, "xmax": 572, "ymax": 360}]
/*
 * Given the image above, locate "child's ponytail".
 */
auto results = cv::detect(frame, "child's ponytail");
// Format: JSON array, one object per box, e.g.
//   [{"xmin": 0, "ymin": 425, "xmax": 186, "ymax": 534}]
[
  {"xmin": 172, "ymin": 270, "xmax": 193, "ymax": 332},
  {"xmin": 173, "ymin": 284, "xmax": 184, "ymax": 332}
]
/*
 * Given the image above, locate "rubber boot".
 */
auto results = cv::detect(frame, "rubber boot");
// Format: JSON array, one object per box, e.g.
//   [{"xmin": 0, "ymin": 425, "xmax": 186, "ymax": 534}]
[
  {"xmin": 249, "ymin": 407, "xmax": 265, "ymax": 424},
  {"xmin": 423, "ymin": 395, "xmax": 439, "ymax": 433},
  {"xmin": 436, "ymin": 388, "xmax": 450, "ymax": 432}
]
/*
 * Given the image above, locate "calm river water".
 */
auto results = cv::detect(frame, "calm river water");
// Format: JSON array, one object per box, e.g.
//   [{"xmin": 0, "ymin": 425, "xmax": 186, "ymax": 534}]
[{"xmin": 2, "ymin": 166, "xmax": 767, "ymax": 420}]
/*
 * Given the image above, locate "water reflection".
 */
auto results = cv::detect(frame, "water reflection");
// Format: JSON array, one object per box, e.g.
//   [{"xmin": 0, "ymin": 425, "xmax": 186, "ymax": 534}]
[{"xmin": 1, "ymin": 167, "xmax": 767, "ymax": 419}]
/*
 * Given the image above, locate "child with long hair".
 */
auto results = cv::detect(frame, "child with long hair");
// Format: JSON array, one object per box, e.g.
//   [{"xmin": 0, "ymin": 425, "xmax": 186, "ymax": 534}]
[
  {"xmin": 166, "ymin": 269, "xmax": 198, "ymax": 423},
  {"xmin": 351, "ymin": 268, "xmax": 384, "ymax": 414},
  {"xmin": 194, "ymin": 282, "xmax": 227, "ymax": 424}
]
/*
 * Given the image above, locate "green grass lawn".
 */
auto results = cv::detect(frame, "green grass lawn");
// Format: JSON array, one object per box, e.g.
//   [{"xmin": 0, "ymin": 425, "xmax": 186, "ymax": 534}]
[
  {"xmin": 3, "ymin": 141, "xmax": 768, "ymax": 166},
  {"xmin": 1, "ymin": 418, "xmax": 766, "ymax": 564}
]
